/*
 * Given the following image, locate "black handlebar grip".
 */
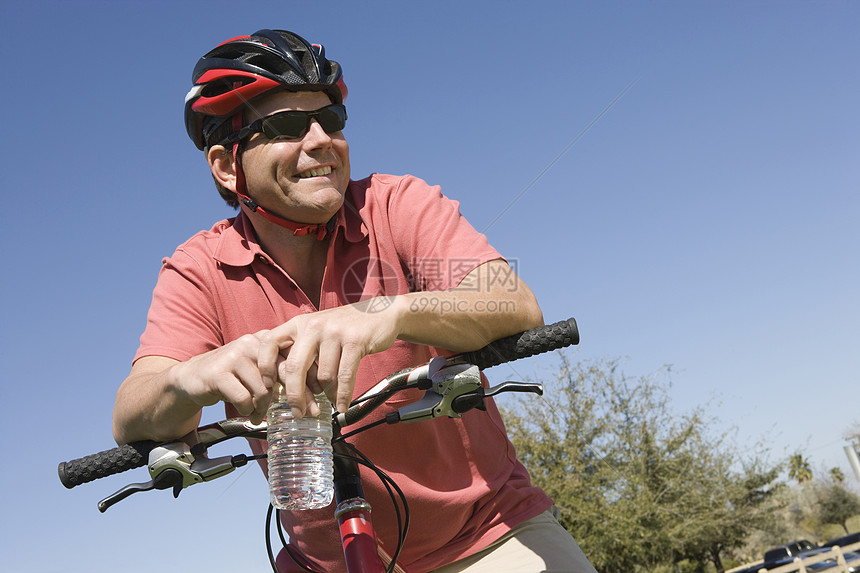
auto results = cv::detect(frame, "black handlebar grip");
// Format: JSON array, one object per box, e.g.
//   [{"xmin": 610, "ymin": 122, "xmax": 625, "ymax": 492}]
[
  {"xmin": 460, "ymin": 317, "xmax": 579, "ymax": 370},
  {"xmin": 58, "ymin": 441, "xmax": 156, "ymax": 489}
]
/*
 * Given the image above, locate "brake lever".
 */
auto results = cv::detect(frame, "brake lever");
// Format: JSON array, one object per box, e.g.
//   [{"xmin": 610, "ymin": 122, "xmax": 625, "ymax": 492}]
[
  {"xmin": 484, "ymin": 381, "xmax": 543, "ymax": 398},
  {"xmin": 97, "ymin": 439, "xmax": 241, "ymax": 512},
  {"xmin": 451, "ymin": 381, "xmax": 543, "ymax": 414},
  {"xmin": 97, "ymin": 468, "xmax": 184, "ymax": 513},
  {"xmin": 396, "ymin": 366, "xmax": 546, "ymax": 422},
  {"xmin": 397, "ymin": 364, "xmax": 482, "ymax": 423}
]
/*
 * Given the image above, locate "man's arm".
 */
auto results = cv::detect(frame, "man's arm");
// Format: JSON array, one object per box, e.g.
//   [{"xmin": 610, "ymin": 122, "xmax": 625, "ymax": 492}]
[
  {"xmin": 112, "ymin": 332, "xmax": 283, "ymax": 444},
  {"xmin": 113, "ymin": 258, "xmax": 540, "ymax": 445},
  {"xmin": 397, "ymin": 258, "xmax": 543, "ymax": 350},
  {"xmin": 113, "ymin": 356, "xmax": 193, "ymax": 444}
]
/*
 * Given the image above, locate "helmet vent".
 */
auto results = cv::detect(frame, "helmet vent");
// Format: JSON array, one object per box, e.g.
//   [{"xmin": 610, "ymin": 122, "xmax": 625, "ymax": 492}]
[{"xmin": 199, "ymin": 76, "xmax": 253, "ymax": 98}]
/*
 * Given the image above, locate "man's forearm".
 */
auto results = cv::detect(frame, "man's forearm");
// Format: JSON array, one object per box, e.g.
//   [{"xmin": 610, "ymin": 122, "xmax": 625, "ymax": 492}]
[
  {"xmin": 393, "ymin": 260, "xmax": 543, "ymax": 352},
  {"xmin": 113, "ymin": 357, "xmax": 202, "ymax": 445}
]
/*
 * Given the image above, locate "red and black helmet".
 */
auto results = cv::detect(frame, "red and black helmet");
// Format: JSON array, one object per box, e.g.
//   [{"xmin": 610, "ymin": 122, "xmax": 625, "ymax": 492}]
[{"xmin": 184, "ymin": 29, "xmax": 347, "ymax": 150}]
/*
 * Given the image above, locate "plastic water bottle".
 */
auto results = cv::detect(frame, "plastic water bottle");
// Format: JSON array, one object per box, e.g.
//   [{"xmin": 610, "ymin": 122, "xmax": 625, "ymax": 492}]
[{"xmin": 267, "ymin": 393, "xmax": 334, "ymax": 510}]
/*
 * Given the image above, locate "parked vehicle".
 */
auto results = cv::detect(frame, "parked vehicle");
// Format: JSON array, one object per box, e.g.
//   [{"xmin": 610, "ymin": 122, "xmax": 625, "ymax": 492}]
[
  {"xmin": 763, "ymin": 540, "xmax": 824, "ymax": 569},
  {"xmin": 820, "ymin": 532, "xmax": 860, "ymax": 573},
  {"xmin": 761, "ymin": 537, "xmax": 859, "ymax": 572},
  {"xmin": 730, "ymin": 534, "xmax": 860, "ymax": 573}
]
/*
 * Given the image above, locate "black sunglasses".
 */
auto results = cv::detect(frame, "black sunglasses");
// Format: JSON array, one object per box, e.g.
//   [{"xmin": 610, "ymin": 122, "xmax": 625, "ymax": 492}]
[{"xmin": 226, "ymin": 104, "xmax": 347, "ymax": 144}]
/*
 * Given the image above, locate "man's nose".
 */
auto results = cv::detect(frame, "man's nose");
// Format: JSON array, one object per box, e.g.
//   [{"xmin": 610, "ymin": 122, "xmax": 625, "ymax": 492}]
[{"xmin": 302, "ymin": 119, "xmax": 334, "ymax": 148}]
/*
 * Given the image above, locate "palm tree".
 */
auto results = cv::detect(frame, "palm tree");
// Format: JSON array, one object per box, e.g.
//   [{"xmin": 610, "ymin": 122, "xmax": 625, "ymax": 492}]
[
  {"xmin": 788, "ymin": 453, "xmax": 813, "ymax": 484},
  {"xmin": 830, "ymin": 467, "xmax": 845, "ymax": 483}
]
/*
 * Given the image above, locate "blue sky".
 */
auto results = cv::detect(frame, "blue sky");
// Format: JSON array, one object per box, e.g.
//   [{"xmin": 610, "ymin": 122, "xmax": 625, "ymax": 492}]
[{"xmin": 2, "ymin": 1, "xmax": 858, "ymax": 570}]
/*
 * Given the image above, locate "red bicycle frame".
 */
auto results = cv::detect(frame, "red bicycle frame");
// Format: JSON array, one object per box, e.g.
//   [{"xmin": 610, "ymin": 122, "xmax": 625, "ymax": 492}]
[{"xmin": 333, "ymin": 439, "xmax": 387, "ymax": 573}]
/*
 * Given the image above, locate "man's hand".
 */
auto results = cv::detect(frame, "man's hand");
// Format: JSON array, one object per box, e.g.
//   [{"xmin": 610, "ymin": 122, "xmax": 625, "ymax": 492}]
[
  {"xmin": 264, "ymin": 259, "xmax": 543, "ymax": 418},
  {"xmin": 169, "ymin": 330, "xmax": 283, "ymax": 424},
  {"xmin": 266, "ymin": 300, "xmax": 401, "ymax": 417},
  {"xmin": 113, "ymin": 331, "xmax": 287, "ymax": 443}
]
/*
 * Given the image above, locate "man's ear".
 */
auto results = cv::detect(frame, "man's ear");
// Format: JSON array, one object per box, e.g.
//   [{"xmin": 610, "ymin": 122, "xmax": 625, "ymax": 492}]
[{"xmin": 207, "ymin": 145, "xmax": 237, "ymax": 192}]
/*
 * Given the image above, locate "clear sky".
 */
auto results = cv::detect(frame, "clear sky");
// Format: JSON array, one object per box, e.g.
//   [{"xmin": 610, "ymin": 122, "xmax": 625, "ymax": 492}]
[{"xmin": 2, "ymin": 1, "xmax": 858, "ymax": 571}]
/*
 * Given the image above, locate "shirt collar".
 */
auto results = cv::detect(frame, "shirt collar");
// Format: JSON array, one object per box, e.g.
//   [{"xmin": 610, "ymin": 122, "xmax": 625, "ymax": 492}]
[
  {"xmin": 213, "ymin": 182, "xmax": 369, "ymax": 267},
  {"xmin": 336, "ymin": 182, "xmax": 370, "ymax": 243}
]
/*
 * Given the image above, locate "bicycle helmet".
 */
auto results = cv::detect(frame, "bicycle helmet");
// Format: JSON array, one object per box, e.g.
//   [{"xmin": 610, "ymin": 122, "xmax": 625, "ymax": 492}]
[
  {"xmin": 183, "ymin": 29, "xmax": 348, "ymax": 239},
  {"xmin": 184, "ymin": 29, "xmax": 347, "ymax": 151}
]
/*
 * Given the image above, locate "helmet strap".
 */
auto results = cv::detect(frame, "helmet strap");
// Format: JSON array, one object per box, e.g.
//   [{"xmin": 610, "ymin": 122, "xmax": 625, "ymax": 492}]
[{"xmin": 229, "ymin": 113, "xmax": 331, "ymax": 240}]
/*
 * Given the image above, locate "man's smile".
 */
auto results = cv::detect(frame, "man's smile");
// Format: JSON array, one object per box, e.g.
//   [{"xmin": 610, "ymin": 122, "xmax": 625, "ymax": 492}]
[{"xmin": 296, "ymin": 165, "xmax": 334, "ymax": 179}]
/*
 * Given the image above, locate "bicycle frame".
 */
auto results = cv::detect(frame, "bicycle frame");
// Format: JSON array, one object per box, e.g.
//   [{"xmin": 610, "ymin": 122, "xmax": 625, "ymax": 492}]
[
  {"xmin": 59, "ymin": 318, "xmax": 580, "ymax": 573},
  {"xmin": 332, "ymin": 439, "xmax": 387, "ymax": 573}
]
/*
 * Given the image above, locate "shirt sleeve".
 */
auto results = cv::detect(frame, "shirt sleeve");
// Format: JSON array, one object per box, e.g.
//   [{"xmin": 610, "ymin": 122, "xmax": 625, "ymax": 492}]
[
  {"xmin": 134, "ymin": 247, "xmax": 224, "ymax": 363},
  {"xmin": 385, "ymin": 174, "xmax": 504, "ymax": 291}
]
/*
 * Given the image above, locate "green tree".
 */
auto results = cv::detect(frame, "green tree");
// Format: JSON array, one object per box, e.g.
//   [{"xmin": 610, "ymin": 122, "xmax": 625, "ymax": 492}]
[
  {"xmin": 814, "ymin": 483, "xmax": 860, "ymax": 534},
  {"xmin": 829, "ymin": 467, "xmax": 845, "ymax": 484},
  {"xmin": 500, "ymin": 355, "xmax": 783, "ymax": 573},
  {"xmin": 674, "ymin": 454, "xmax": 784, "ymax": 573},
  {"xmin": 788, "ymin": 453, "xmax": 813, "ymax": 484}
]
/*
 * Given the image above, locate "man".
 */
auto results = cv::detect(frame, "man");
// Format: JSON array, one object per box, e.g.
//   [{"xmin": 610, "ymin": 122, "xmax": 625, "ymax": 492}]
[{"xmin": 113, "ymin": 29, "xmax": 596, "ymax": 573}]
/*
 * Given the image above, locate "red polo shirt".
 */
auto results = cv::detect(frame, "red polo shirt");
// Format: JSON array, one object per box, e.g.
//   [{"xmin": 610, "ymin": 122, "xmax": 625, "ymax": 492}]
[{"xmin": 135, "ymin": 173, "xmax": 553, "ymax": 572}]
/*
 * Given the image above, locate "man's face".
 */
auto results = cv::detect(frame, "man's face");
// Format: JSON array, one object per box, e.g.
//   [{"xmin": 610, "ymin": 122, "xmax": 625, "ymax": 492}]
[{"xmin": 239, "ymin": 90, "xmax": 351, "ymax": 224}]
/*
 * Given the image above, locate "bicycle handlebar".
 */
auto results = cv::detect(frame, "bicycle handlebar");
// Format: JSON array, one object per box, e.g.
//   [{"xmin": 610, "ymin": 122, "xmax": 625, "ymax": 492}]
[
  {"xmin": 58, "ymin": 317, "xmax": 579, "ymax": 491},
  {"xmin": 457, "ymin": 317, "xmax": 579, "ymax": 369},
  {"xmin": 335, "ymin": 317, "xmax": 579, "ymax": 427},
  {"xmin": 58, "ymin": 440, "xmax": 155, "ymax": 489}
]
